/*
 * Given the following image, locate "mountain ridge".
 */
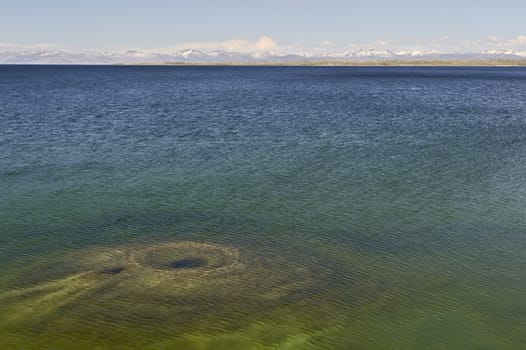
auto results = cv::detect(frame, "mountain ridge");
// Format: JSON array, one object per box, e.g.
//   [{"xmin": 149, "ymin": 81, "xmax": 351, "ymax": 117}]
[{"xmin": 2, "ymin": 48, "xmax": 526, "ymax": 64}]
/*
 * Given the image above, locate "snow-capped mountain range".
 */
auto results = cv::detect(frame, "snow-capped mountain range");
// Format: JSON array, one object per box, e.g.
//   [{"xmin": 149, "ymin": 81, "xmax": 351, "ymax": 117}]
[{"xmin": 1, "ymin": 48, "xmax": 526, "ymax": 64}]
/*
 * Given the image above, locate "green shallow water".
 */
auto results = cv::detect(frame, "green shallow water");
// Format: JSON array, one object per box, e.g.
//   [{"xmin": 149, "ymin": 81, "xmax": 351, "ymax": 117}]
[{"xmin": 1, "ymin": 66, "xmax": 526, "ymax": 349}]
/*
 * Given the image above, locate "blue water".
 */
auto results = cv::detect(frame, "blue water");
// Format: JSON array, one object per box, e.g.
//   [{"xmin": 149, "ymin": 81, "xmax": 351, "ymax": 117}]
[{"xmin": 1, "ymin": 65, "xmax": 526, "ymax": 349}]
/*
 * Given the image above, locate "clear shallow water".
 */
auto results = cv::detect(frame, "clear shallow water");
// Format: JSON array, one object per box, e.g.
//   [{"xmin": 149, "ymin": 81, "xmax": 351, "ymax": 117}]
[{"xmin": 1, "ymin": 65, "xmax": 526, "ymax": 349}]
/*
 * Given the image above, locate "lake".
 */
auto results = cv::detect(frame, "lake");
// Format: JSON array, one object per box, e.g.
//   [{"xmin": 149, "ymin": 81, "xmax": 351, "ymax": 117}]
[{"xmin": 1, "ymin": 65, "xmax": 526, "ymax": 349}]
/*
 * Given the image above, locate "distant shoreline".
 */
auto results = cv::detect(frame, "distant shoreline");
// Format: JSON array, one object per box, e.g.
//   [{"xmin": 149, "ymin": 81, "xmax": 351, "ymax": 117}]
[{"xmin": 113, "ymin": 59, "xmax": 526, "ymax": 67}]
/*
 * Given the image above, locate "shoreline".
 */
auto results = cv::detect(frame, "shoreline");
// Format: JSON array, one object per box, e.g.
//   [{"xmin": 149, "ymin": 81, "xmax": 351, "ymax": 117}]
[{"xmin": 113, "ymin": 59, "xmax": 526, "ymax": 67}]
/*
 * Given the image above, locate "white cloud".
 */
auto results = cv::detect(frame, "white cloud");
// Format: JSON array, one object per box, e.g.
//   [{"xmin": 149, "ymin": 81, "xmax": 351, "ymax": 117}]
[
  {"xmin": 510, "ymin": 35, "xmax": 526, "ymax": 45},
  {"xmin": 254, "ymin": 36, "xmax": 278, "ymax": 51},
  {"xmin": 0, "ymin": 42, "xmax": 66, "ymax": 51},
  {"xmin": 485, "ymin": 34, "xmax": 526, "ymax": 49},
  {"xmin": 153, "ymin": 35, "xmax": 279, "ymax": 53},
  {"xmin": 348, "ymin": 35, "xmax": 526, "ymax": 53},
  {"xmin": 487, "ymin": 35, "xmax": 499, "ymax": 43},
  {"xmin": 0, "ymin": 42, "xmax": 21, "ymax": 49},
  {"xmin": 372, "ymin": 39, "xmax": 389, "ymax": 47},
  {"xmin": 3, "ymin": 34, "xmax": 526, "ymax": 56},
  {"xmin": 32, "ymin": 43, "xmax": 63, "ymax": 49}
]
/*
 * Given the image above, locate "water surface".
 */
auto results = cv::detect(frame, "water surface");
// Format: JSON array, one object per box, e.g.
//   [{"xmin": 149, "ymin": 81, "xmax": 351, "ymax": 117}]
[{"xmin": 1, "ymin": 65, "xmax": 526, "ymax": 349}]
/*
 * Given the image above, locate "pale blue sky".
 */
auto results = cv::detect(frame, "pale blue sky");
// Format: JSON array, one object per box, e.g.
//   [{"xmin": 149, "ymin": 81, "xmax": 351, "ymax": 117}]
[{"xmin": 1, "ymin": 0, "xmax": 526, "ymax": 52}]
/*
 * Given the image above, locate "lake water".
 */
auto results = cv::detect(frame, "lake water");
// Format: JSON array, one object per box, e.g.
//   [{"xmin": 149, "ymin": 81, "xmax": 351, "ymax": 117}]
[{"xmin": 1, "ymin": 65, "xmax": 526, "ymax": 349}]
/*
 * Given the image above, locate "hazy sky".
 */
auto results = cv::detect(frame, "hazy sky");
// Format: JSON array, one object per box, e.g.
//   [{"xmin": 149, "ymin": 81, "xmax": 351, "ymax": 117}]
[{"xmin": 1, "ymin": 0, "xmax": 526, "ymax": 52}]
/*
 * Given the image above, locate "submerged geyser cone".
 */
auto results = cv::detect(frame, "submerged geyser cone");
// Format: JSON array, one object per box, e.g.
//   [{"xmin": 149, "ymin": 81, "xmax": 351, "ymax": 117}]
[
  {"xmin": 169, "ymin": 257, "xmax": 207, "ymax": 269},
  {"xmin": 0, "ymin": 241, "xmax": 331, "ymax": 332},
  {"xmin": 131, "ymin": 241, "xmax": 241, "ymax": 275}
]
